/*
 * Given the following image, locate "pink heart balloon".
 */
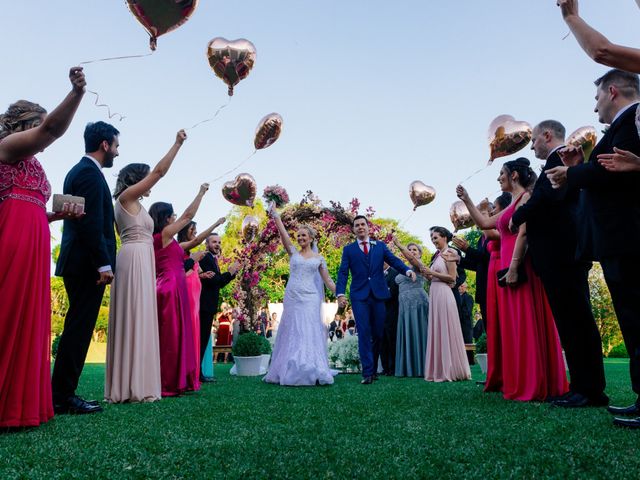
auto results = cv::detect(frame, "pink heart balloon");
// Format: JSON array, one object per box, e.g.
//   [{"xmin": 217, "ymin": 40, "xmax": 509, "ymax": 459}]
[
  {"xmin": 449, "ymin": 201, "xmax": 473, "ymax": 232},
  {"xmin": 222, "ymin": 173, "xmax": 257, "ymax": 207},
  {"xmin": 487, "ymin": 114, "xmax": 532, "ymax": 165},
  {"xmin": 254, "ymin": 113, "xmax": 283, "ymax": 150},
  {"xmin": 126, "ymin": 0, "xmax": 199, "ymax": 51},
  {"xmin": 566, "ymin": 126, "xmax": 598, "ymax": 162},
  {"xmin": 207, "ymin": 37, "xmax": 257, "ymax": 96},
  {"xmin": 409, "ymin": 181, "xmax": 436, "ymax": 211},
  {"xmin": 241, "ymin": 215, "xmax": 260, "ymax": 243}
]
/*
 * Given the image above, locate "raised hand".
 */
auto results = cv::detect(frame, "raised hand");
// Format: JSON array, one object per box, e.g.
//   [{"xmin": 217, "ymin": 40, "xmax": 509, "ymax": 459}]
[
  {"xmin": 176, "ymin": 129, "xmax": 187, "ymax": 145},
  {"xmin": 214, "ymin": 216, "xmax": 226, "ymax": 228},
  {"xmin": 451, "ymin": 236, "xmax": 468, "ymax": 252},
  {"xmin": 199, "ymin": 183, "xmax": 210, "ymax": 196},
  {"xmin": 456, "ymin": 185, "xmax": 470, "ymax": 202},
  {"xmin": 598, "ymin": 147, "xmax": 640, "ymax": 172},
  {"xmin": 69, "ymin": 67, "xmax": 86, "ymax": 93},
  {"xmin": 558, "ymin": 146, "xmax": 584, "ymax": 166},
  {"xmin": 557, "ymin": 0, "xmax": 579, "ymax": 19}
]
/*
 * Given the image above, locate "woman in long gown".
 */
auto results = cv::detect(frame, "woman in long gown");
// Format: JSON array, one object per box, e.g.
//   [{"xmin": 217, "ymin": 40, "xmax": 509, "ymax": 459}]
[
  {"xmin": 105, "ymin": 130, "xmax": 187, "ymax": 403},
  {"xmin": 177, "ymin": 217, "xmax": 225, "ymax": 382},
  {"xmin": 263, "ymin": 204, "xmax": 337, "ymax": 386},
  {"xmin": 0, "ymin": 67, "xmax": 86, "ymax": 428},
  {"xmin": 149, "ymin": 183, "xmax": 210, "ymax": 396},
  {"xmin": 392, "ymin": 240, "xmax": 429, "ymax": 377},
  {"xmin": 423, "ymin": 227, "xmax": 472, "ymax": 382},
  {"xmin": 457, "ymin": 158, "xmax": 568, "ymax": 401}
]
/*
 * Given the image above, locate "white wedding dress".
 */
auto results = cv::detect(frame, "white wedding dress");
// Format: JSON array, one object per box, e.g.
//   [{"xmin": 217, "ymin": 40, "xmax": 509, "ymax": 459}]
[{"xmin": 263, "ymin": 251, "xmax": 336, "ymax": 386}]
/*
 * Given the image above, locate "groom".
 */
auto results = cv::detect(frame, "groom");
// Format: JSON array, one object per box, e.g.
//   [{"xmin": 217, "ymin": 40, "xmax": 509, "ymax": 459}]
[{"xmin": 336, "ymin": 216, "xmax": 415, "ymax": 384}]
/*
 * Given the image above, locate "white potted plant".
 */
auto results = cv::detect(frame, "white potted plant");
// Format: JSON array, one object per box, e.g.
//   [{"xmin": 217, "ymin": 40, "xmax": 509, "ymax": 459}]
[
  {"xmin": 475, "ymin": 332, "xmax": 488, "ymax": 374},
  {"xmin": 232, "ymin": 332, "xmax": 263, "ymax": 376},
  {"xmin": 259, "ymin": 335, "xmax": 272, "ymax": 374}
]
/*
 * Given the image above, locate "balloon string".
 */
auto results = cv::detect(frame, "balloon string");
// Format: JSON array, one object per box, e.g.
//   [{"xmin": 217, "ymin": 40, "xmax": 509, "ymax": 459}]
[
  {"xmin": 86, "ymin": 90, "xmax": 125, "ymax": 121},
  {"xmin": 458, "ymin": 165, "xmax": 489, "ymax": 185},
  {"xmin": 210, "ymin": 150, "xmax": 257, "ymax": 183},
  {"xmin": 78, "ymin": 53, "xmax": 154, "ymax": 65},
  {"xmin": 562, "ymin": 31, "xmax": 571, "ymax": 41},
  {"xmin": 186, "ymin": 97, "xmax": 232, "ymax": 131},
  {"xmin": 398, "ymin": 210, "xmax": 416, "ymax": 228}
]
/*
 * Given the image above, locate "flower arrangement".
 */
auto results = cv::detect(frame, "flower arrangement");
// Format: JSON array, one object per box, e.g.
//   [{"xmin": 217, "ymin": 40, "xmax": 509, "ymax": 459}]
[
  {"xmin": 328, "ymin": 336, "xmax": 361, "ymax": 372},
  {"xmin": 263, "ymin": 184, "xmax": 290, "ymax": 208}
]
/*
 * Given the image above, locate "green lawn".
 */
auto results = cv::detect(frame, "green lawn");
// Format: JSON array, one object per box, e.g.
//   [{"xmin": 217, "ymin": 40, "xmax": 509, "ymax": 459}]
[{"xmin": 1, "ymin": 360, "xmax": 639, "ymax": 479}]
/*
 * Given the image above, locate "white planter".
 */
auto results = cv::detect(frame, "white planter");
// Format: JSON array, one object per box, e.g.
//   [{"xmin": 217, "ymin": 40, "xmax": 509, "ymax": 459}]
[
  {"xmin": 260, "ymin": 354, "xmax": 271, "ymax": 374},
  {"xmin": 476, "ymin": 353, "xmax": 488, "ymax": 374},
  {"xmin": 234, "ymin": 356, "xmax": 263, "ymax": 376}
]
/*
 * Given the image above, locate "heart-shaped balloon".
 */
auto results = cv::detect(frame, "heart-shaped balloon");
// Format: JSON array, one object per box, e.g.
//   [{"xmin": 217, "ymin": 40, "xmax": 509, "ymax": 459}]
[
  {"xmin": 241, "ymin": 215, "xmax": 260, "ymax": 243},
  {"xmin": 254, "ymin": 113, "xmax": 283, "ymax": 150},
  {"xmin": 207, "ymin": 37, "xmax": 257, "ymax": 96},
  {"xmin": 222, "ymin": 173, "xmax": 257, "ymax": 207},
  {"xmin": 126, "ymin": 0, "xmax": 199, "ymax": 51},
  {"xmin": 487, "ymin": 114, "xmax": 532, "ymax": 165},
  {"xmin": 449, "ymin": 201, "xmax": 474, "ymax": 232},
  {"xmin": 566, "ymin": 126, "xmax": 598, "ymax": 162},
  {"xmin": 409, "ymin": 181, "xmax": 436, "ymax": 211}
]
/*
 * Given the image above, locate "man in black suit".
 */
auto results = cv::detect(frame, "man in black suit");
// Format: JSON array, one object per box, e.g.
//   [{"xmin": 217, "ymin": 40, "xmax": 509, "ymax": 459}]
[
  {"xmin": 198, "ymin": 232, "xmax": 238, "ymax": 382},
  {"xmin": 454, "ymin": 234, "xmax": 490, "ymax": 335},
  {"xmin": 381, "ymin": 264, "xmax": 399, "ymax": 375},
  {"xmin": 512, "ymin": 119, "xmax": 606, "ymax": 407},
  {"xmin": 547, "ymin": 70, "xmax": 640, "ymax": 423},
  {"xmin": 52, "ymin": 121, "xmax": 119, "ymax": 414}
]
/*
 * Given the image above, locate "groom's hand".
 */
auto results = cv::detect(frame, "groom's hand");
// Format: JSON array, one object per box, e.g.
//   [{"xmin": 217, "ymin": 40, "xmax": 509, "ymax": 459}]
[{"xmin": 406, "ymin": 270, "xmax": 416, "ymax": 282}]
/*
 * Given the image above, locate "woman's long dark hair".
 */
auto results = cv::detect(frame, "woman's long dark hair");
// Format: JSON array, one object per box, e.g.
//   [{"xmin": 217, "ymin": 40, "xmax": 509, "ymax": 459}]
[
  {"xmin": 149, "ymin": 202, "xmax": 174, "ymax": 234},
  {"xmin": 177, "ymin": 221, "xmax": 196, "ymax": 243},
  {"xmin": 113, "ymin": 163, "xmax": 150, "ymax": 199}
]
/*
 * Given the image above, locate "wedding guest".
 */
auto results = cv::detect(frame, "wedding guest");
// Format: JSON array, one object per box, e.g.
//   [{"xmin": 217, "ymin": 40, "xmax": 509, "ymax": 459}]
[
  {"xmin": 459, "ymin": 283, "xmax": 474, "ymax": 343},
  {"xmin": 0, "ymin": 67, "xmax": 85, "ymax": 427},
  {"xmin": 53, "ymin": 120, "xmax": 120, "ymax": 415},
  {"xmin": 199, "ymin": 233, "xmax": 238, "ymax": 380},
  {"xmin": 329, "ymin": 317, "xmax": 339, "ymax": 341},
  {"xmin": 392, "ymin": 240, "xmax": 429, "ymax": 377},
  {"xmin": 510, "ymin": 120, "xmax": 607, "ymax": 408},
  {"xmin": 215, "ymin": 304, "xmax": 233, "ymax": 362},
  {"xmin": 421, "ymin": 227, "xmax": 471, "ymax": 382},
  {"xmin": 150, "ymin": 183, "xmax": 210, "ymax": 396},
  {"xmin": 381, "ymin": 264, "xmax": 400, "ymax": 375},
  {"xmin": 347, "ymin": 320, "xmax": 356, "ymax": 336},
  {"xmin": 105, "ymin": 130, "xmax": 187, "ymax": 404},
  {"xmin": 458, "ymin": 159, "xmax": 568, "ymax": 401},
  {"xmin": 546, "ymin": 69, "xmax": 640, "ymax": 426}
]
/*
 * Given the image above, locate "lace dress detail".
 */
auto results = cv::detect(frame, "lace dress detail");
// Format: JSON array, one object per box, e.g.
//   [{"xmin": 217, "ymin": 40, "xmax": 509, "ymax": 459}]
[{"xmin": 0, "ymin": 156, "xmax": 51, "ymax": 209}]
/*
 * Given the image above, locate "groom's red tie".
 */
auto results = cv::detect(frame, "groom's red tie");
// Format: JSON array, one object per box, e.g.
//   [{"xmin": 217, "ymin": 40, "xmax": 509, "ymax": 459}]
[{"xmin": 361, "ymin": 241, "xmax": 369, "ymax": 255}]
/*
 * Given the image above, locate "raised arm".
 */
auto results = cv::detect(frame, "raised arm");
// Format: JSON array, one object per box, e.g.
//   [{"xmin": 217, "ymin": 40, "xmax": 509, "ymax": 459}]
[
  {"xmin": 268, "ymin": 203, "xmax": 295, "ymax": 255},
  {"xmin": 120, "ymin": 130, "xmax": 187, "ymax": 207},
  {"xmin": 558, "ymin": 0, "xmax": 640, "ymax": 73},
  {"xmin": 179, "ymin": 217, "xmax": 226, "ymax": 251},
  {"xmin": 456, "ymin": 185, "xmax": 500, "ymax": 230},
  {"xmin": 392, "ymin": 236, "xmax": 425, "ymax": 272},
  {"xmin": 161, "ymin": 183, "xmax": 209, "ymax": 246},
  {"xmin": 0, "ymin": 67, "xmax": 86, "ymax": 164}
]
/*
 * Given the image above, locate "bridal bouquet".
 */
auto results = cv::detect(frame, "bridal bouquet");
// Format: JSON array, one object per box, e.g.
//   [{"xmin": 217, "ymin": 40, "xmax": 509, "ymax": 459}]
[{"xmin": 262, "ymin": 184, "xmax": 289, "ymax": 208}]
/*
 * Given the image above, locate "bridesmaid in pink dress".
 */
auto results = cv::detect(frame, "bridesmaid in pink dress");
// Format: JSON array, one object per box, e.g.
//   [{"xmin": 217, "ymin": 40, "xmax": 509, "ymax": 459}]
[
  {"xmin": 457, "ymin": 158, "xmax": 568, "ymax": 401},
  {"xmin": 177, "ymin": 217, "xmax": 225, "ymax": 383},
  {"xmin": 149, "ymin": 184, "xmax": 211, "ymax": 396},
  {"xmin": 0, "ymin": 67, "xmax": 86, "ymax": 427}
]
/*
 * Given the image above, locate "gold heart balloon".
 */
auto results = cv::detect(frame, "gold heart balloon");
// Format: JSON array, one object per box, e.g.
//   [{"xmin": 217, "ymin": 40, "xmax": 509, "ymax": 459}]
[
  {"xmin": 409, "ymin": 181, "xmax": 436, "ymax": 211},
  {"xmin": 449, "ymin": 201, "xmax": 474, "ymax": 232},
  {"xmin": 566, "ymin": 126, "xmax": 598, "ymax": 161},
  {"xmin": 254, "ymin": 113, "xmax": 283, "ymax": 150},
  {"xmin": 207, "ymin": 37, "xmax": 257, "ymax": 96},
  {"xmin": 241, "ymin": 215, "xmax": 260, "ymax": 243},
  {"xmin": 487, "ymin": 114, "xmax": 532, "ymax": 165},
  {"xmin": 126, "ymin": 0, "xmax": 199, "ymax": 51},
  {"xmin": 222, "ymin": 173, "xmax": 257, "ymax": 207}
]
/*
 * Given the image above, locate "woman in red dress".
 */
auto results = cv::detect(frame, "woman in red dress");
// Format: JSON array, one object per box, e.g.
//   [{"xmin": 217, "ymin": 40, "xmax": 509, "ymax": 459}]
[
  {"xmin": 0, "ymin": 67, "xmax": 86, "ymax": 428},
  {"xmin": 457, "ymin": 158, "xmax": 568, "ymax": 402}
]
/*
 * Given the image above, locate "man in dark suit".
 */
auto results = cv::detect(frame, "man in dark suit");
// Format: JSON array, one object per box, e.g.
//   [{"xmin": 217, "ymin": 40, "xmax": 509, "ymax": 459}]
[
  {"xmin": 381, "ymin": 264, "xmax": 399, "ymax": 375},
  {"xmin": 52, "ymin": 121, "xmax": 119, "ymax": 414},
  {"xmin": 512, "ymin": 119, "xmax": 606, "ymax": 407},
  {"xmin": 454, "ymin": 234, "xmax": 489, "ymax": 335},
  {"xmin": 336, "ymin": 215, "xmax": 415, "ymax": 384},
  {"xmin": 198, "ymin": 232, "xmax": 238, "ymax": 382},
  {"xmin": 547, "ymin": 70, "xmax": 640, "ymax": 423}
]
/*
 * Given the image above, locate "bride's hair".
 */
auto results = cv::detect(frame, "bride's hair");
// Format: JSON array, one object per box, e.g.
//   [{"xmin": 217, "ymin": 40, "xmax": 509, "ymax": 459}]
[{"xmin": 298, "ymin": 224, "xmax": 317, "ymax": 242}]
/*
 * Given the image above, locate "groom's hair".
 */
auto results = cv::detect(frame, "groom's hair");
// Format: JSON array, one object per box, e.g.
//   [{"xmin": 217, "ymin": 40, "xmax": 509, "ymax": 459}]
[{"xmin": 352, "ymin": 215, "xmax": 368, "ymax": 227}]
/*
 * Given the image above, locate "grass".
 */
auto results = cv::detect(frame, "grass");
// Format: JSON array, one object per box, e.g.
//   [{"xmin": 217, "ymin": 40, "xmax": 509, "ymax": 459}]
[{"xmin": 1, "ymin": 360, "xmax": 639, "ymax": 479}]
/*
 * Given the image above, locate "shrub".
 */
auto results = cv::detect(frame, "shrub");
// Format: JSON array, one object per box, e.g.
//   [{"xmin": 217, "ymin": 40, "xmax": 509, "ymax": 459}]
[
  {"xmin": 259, "ymin": 335, "xmax": 272, "ymax": 355},
  {"xmin": 51, "ymin": 334, "xmax": 61, "ymax": 359},
  {"xmin": 608, "ymin": 342, "xmax": 629, "ymax": 358},
  {"xmin": 232, "ymin": 331, "xmax": 263, "ymax": 357},
  {"xmin": 475, "ymin": 332, "xmax": 487, "ymax": 354},
  {"xmin": 327, "ymin": 336, "xmax": 361, "ymax": 371}
]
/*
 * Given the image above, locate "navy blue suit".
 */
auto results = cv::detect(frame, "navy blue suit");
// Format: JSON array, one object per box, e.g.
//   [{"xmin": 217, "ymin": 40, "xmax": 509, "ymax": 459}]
[{"xmin": 336, "ymin": 240, "xmax": 410, "ymax": 377}]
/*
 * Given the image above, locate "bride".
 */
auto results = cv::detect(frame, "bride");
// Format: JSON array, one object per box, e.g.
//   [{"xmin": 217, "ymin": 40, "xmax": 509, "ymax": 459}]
[{"xmin": 263, "ymin": 204, "xmax": 338, "ymax": 386}]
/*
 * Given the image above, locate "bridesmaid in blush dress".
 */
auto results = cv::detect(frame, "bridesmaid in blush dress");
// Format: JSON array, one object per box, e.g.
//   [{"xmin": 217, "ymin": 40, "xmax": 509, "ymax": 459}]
[
  {"xmin": 149, "ymin": 183, "xmax": 210, "ymax": 396},
  {"xmin": 0, "ymin": 67, "xmax": 86, "ymax": 428},
  {"xmin": 105, "ymin": 130, "xmax": 187, "ymax": 403},
  {"xmin": 457, "ymin": 158, "xmax": 568, "ymax": 402}
]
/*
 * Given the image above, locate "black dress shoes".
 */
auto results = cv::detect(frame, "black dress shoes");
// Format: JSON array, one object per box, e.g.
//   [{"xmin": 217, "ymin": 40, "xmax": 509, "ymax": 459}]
[
  {"xmin": 545, "ymin": 391, "xmax": 572, "ymax": 403},
  {"xmin": 361, "ymin": 376, "xmax": 373, "ymax": 385},
  {"xmin": 552, "ymin": 392, "xmax": 609, "ymax": 408},
  {"xmin": 608, "ymin": 403, "xmax": 640, "ymax": 416},
  {"xmin": 199, "ymin": 375, "xmax": 217, "ymax": 383},
  {"xmin": 613, "ymin": 417, "xmax": 640, "ymax": 429},
  {"xmin": 54, "ymin": 395, "xmax": 103, "ymax": 415},
  {"xmin": 373, "ymin": 374, "xmax": 379, "ymax": 381}
]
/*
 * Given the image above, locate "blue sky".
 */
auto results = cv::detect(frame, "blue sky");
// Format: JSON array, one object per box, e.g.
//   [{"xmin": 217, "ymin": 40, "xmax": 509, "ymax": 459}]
[{"xmin": 3, "ymin": 1, "xmax": 639, "ymax": 252}]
